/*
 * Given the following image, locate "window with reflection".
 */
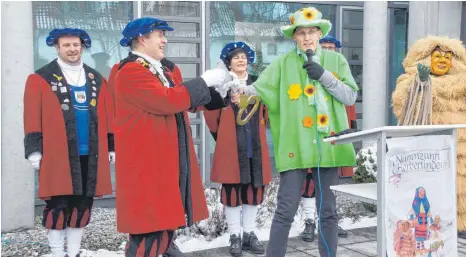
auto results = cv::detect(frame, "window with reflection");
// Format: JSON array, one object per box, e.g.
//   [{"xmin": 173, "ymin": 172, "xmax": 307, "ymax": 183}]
[
  {"xmin": 389, "ymin": 9, "xmax": 408, "ymax": 125},
  {"xmin": 340, "ymin": 8, "xmax": 363, "ymax": 131},
  {"xmin": 208, "ymin": 1, "xmax": 336, "ymax": 175},
  {"xmin": 32, "ymin": 1, "xmax": 133, "ymax": 199},
  {"xmin": 143, "ymin": 1, "xmax": 204, "ymax": 166},
  {"xmin": 462, "ymin": 3, "xmax": 466, "ymax": 44},
  {"xmin": 142, "ymin": 1, "xmax": 202, "ymax": 81},
  {"xmin": 143, "ymin": 1, "xmax": 200, "ymax": 17},
  {"xmin": 33, "ymin": 1, "xmax": 133, "ymax": 79}
]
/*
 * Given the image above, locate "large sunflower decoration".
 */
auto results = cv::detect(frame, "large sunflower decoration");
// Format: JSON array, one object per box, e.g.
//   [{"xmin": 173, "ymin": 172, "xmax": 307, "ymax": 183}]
[
  {"xmin": 281, "ymin": 7, "xmax": 332, "ymax": 38},
  {"xmin": 317, "ymin": 114, "xmax": 329, "ymax": 127},
  {"xmin": 304, "ymin": 84, "xmax": 316, "ymax": 97},
  {"xmin": 302, "ymin": 9, "xmax": 316, "ymax": 20}
]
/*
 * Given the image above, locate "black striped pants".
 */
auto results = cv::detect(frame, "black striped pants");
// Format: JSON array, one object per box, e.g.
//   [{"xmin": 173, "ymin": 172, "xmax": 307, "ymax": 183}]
[{"xmin": 125, "ymin": 230, "xmax": 175, "ymax": 257}]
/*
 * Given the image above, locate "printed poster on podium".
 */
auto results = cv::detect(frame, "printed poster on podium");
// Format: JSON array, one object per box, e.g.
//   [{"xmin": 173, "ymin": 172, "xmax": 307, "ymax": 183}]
[{"xmin": 384, "ymin": 135, "xmax": 457, "ymax": 257}]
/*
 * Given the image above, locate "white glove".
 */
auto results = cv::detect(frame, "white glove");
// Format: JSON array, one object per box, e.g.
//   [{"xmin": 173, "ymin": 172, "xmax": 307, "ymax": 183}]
[
  {"xmin": 201, "ymin": 69, "xmax": 228, "ymax": 87},
  {"xmin": 216, "ymin": 80, "xmax": 240, "ymax": 98},
  {"xmin": 109, "ymin": 151, "xmax": 115, "ymax": 164},
  {"xmin": 28, "ymin": 152, "xmax": 42, "ymax": 170}
]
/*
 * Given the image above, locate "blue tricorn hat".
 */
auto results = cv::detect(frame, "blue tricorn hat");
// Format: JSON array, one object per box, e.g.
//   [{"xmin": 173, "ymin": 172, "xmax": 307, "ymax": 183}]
[
  {"xmin": 46, "ymin": 28, "xmax": 91, "ymax": 48},
  {"xmin": 319, "ymin": 35, "xmax": 342, "ymax": 48},
  {"xmin": 220, "ymin": 41, "xmax": 255, "ymax": 64},
  {"xmin": 120, "ymin": 17, "xmax": 174, "ymax": 47}
]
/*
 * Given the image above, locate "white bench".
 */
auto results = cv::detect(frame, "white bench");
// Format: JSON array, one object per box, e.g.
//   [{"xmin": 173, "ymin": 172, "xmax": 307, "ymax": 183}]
[
  {"xmin": 330, "ymin": 183, "xmax": 377, "ymax": 205},
  {"xmin": 323, "ymin": 124, "xmax": 466, "ymax": 256}
]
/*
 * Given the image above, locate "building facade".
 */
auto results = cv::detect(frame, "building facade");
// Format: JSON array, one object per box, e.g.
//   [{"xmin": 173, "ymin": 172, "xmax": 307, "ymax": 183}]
[{"xmin": 1, "ymin": 1, "xmax": 464, "ymax": 232}]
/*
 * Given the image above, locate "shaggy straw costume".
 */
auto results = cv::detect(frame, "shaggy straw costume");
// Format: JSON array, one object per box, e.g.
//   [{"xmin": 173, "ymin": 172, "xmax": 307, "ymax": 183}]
[{"xmin": 391, "ymin": 36, "xmax": 466, "ymax": 232}]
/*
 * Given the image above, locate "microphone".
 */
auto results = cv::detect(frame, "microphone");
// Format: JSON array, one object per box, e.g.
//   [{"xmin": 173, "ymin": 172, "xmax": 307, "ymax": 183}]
[{"xmin": 305, "ymin": 48, "xmax": 314, "ymax": 61}]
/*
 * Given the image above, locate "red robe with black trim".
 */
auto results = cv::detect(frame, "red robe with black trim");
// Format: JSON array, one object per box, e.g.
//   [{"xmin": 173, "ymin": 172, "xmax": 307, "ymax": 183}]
[
  {"xmin": 23, "ymin": 59, "xmax": 113, "ymax": 199},
  {"xmin": 345, "ymin": 105, "xmax": 357, "ymax": 130},
  {"xmin": 107, "ymin": 64, "xmax": 119, "ymax": 118},
  {"xmin": 340, "ymin": 105, "xmax": 357, "ymax": 176},
  {"xmin": 204, "ymin": 76, "xmax": 272, "ymax": 187},
  {"xmin": 112, "ymin": 54, "xmax": 220, "ymax": 234}
]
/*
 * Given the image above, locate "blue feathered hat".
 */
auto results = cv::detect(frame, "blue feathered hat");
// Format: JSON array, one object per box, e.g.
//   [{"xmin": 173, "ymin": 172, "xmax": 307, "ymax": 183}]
[
  {"xmin": 220, "ymin": 41, "xmax": 255, "ymax": 64},
  {"xmin": 319, "ymin": 35, "xmax": 342, "ymax": 48},
  {"xmin": 46, "ymin": 28, "xmax": 91, "ymax": 48},
  {"xmin": 120, "ymin": 17, "xmax": 174, "ymax": 47}
]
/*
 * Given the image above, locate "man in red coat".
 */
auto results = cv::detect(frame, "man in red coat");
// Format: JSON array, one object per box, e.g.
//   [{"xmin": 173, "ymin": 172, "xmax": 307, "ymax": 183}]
[
  {"xmin": 23, "ymin": 28, "xmax": 114, "ymax": 257},
  {"xmin": 113, "ymin": 17, "xmax": 230, "ymax": 257}
]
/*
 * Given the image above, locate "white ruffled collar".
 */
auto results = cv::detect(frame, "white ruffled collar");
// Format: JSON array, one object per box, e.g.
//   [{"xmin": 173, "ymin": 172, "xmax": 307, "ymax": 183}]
[
  {"xmin": 131, "ymin": 51, "xmax": 163, "ymax": 70},
  {"xmin": 57, "ymin": 57, "xmax": 83, "ymax": 71}
]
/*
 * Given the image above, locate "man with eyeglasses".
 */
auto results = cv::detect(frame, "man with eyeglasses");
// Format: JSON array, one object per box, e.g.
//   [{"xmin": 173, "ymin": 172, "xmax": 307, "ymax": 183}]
[
  {"xmin": 298, "ymin": 34, "xmax": 354, "ymax": 243},
  {"xmin": 220, "ymin": 7, "xmax": 359, "ymax": 257},
  {"xmin": 23, "ymin": 28, "xmax": 114, "ymax": 257},
  {"xmin": 319, "ymin": 35, "xmax": 341, "ymax": 52}
]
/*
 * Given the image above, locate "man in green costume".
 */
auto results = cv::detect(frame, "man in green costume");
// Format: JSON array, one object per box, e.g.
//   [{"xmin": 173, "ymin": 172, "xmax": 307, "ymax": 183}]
[{"xmin": 220, "ymin": 6, "xmax": 358, "ymax": 257}]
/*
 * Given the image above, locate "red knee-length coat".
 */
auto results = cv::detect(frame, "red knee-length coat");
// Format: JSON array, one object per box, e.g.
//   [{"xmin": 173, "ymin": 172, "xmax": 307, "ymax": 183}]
[
  {"xmin": 111, "ymin": 54, "xmax": 222, "ymax": 234},
  {"xmin": 204, "ymin": 75, "xmax": 272, "ymax": 186},
  {"xmin": 23, "ymin": 60, "xmax": 114, "ymax": 200}
]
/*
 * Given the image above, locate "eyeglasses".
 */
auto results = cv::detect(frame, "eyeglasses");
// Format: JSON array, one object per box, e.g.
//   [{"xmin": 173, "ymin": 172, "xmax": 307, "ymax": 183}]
[
  {"xmin": 322, "ymin": 46, "xmax": 336, "ymax": 51},
  {"xmin": 294, "ymin": 29, "xmax": 320, "ymax": 38}
]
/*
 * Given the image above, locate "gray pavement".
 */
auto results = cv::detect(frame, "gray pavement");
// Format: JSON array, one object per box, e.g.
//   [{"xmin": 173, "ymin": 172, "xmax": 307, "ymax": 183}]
[{"xmin": 185, "ymin": 226, "xmax": 466, "ymax": 257}]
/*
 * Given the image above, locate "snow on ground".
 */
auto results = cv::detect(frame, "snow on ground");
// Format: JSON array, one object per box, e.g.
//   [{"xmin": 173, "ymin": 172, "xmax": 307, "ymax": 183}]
[
  {"xmin": 175, "ymin": 210, "xmax": 377, "ymax": 253},
  {"xmin": 3, "ymin": 187, "xmax": 376, "ymax": 257},
  {"xmin": 40, "ymin": 217, "xmax": 377, "ymax": 257},
  {"xmin": 35, "ymin": 197, "xmax": 377, "ymax": 257}
]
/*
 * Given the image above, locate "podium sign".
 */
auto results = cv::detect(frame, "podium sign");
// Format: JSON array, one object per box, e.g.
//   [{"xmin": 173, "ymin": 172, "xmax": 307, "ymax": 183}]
[
  {"xmin": 324, "ymin": 124, "xmax": 466, "ymax": 256},
  {"xmin": 385, "ymin": 135, "xmax": 457, "ymax": 256}
]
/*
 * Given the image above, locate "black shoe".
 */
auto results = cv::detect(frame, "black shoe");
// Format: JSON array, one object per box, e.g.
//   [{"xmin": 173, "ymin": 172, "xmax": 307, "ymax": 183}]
[
  {"xmin": 458, "ymin": 231, "xmax": 466, "ymax": 239},
  {"xmin": 163, "ymin": 242, "xmax": 185, "ymax": 257},
  {"xmin": 242, "ymin": 231, "xmax": 264, "ymax": 254},
  {"xmin": 338, "ymin": 226, "xmax": 348, "ymax": 238},
  {"xmin": 229, "ymin": 234, "xmax": 242, "ymax": 257},
  {"xmin": 301, "ymin": 219, "xmax": 316, "ymax": 242}
]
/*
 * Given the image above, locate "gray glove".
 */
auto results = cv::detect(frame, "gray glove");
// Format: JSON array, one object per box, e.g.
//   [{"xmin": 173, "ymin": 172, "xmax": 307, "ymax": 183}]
[
  {"xmin": 303, "ymin": 59, "xmax": 325, "ymax": 80},
  {"xmin": 216, "ymin": 80, "xmax": 238, "ymax": 98},
  {"xmin": 417, "ymin": 64, "xmax": 430, "ymax": 82}
]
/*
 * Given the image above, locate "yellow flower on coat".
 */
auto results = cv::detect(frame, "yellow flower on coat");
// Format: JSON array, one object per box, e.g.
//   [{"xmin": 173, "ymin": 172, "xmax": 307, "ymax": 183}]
[
  {"xmin": 290, "ymin": 16, "xmax": 295, "ymax": 25},
  {"xmin": 303, "ymin": 9, "xmax": 316, "ymax": 20},
  {"xmin": 317, "ymin": 114, "xmax": 329, "ymax": 127},
  {"xmin": 304, "ymin": 84, "xmax": 316, "ymax": 97},
  {"xmin": 302, "ymin": 116, "xmax": 313, "ymax": 128},
  {"xmin": 287, "ymin": 84, "xmax": 302, "ymax": 100}
]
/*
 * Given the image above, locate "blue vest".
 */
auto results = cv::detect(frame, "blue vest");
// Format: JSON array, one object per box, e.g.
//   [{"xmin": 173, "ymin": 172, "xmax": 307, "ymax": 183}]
[{"xmin": 69, "ymin": 84, "xmax": 89, "ymax": 155}]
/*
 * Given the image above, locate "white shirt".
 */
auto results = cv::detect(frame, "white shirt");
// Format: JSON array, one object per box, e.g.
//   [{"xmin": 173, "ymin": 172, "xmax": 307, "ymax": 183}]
[
  {"xmin": 131, "ymin": 51, "xmax": 170, "ymax": 87},
  {"xmin": 57, "ymin": 57, "xmax": 86, "ymax": 87},
  {"xmin": 230, "ymin": 72, "xmax": 248, "ymax": 88}
]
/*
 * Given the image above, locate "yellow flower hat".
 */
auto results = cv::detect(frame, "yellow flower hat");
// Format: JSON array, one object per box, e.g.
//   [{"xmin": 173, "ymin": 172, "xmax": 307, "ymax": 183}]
[{"xmin": 281, "ymin": 7, "xmax": 332, "ymax": 39}]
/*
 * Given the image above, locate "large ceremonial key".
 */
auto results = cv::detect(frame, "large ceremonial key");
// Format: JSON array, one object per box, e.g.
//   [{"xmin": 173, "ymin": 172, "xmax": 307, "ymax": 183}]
[
  {"xmin": 236, "ymin": 94, "xmax": 260, "ymax": 126},
  {"xmin": 215, "ymin": 59, "xmax": 261, "ymax": 126}
]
